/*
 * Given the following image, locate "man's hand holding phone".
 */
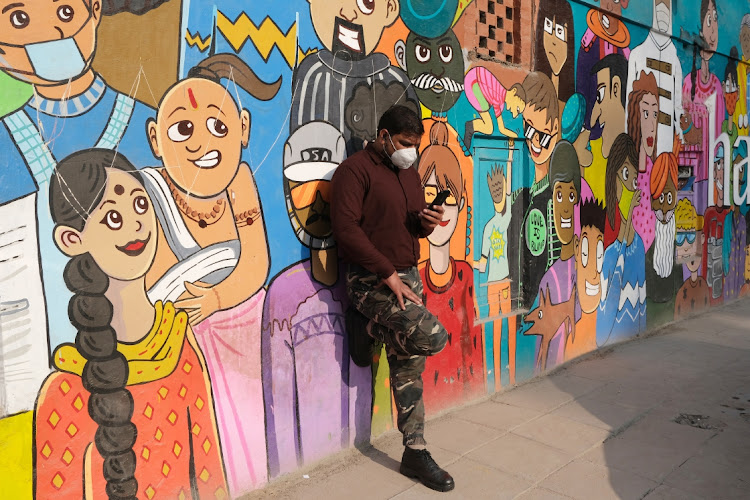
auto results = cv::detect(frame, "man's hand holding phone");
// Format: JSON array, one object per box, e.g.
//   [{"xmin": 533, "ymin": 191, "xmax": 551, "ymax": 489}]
[{"xmin": 420, "ymin": 189, "xmax": 449, "ymax": 233}]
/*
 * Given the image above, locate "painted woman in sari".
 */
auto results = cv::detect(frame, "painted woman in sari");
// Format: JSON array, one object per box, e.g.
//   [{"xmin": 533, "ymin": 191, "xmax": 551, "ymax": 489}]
[
  {"xmin": 34, "ymin": 149, "xmax": 227, "ymax": 499},
  {"xmin": 142, "ymin": 54, "xmax": 280, "ymax": 492}
]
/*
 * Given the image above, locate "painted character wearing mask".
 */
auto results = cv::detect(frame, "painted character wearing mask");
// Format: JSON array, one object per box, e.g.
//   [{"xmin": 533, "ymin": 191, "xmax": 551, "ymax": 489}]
[
  {"xmin": 0, "ymin": 0, "xmax": 161, "ymax": 417},
  {"xmin": 597, "ymin": 134, "xmax": 647, "ymax": 346}
]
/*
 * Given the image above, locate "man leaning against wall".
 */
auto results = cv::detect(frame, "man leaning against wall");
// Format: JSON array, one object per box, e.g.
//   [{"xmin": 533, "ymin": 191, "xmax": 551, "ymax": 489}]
[{"xmin": 331, "ymin": 105, "xmax": 455, "ymax": 492}]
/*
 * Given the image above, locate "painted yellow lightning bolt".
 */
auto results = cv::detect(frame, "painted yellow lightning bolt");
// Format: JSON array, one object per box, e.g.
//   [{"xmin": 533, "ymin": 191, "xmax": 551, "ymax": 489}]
[{"xmin": 185, "ymin": 12, "xmax": 317, "ymax": 68}]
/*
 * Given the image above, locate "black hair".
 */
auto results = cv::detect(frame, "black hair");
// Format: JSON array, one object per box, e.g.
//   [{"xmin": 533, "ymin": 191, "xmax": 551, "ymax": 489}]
[
  {"xmin": 533, "ymin": 0, "xmax": 576, "ymax": 102},
  {"xmin": 605, "ymin": 133, "xmax": 638, "ymax": 229},
  {"xmin": 580, "ymin": 197, "xmax": 607, "ymax": 235},
  {"xmin": 101, "ymin": 0, "xmax": 169, "ymax": 15},
  {"xmin": 49, "ymin": 149, "xmax": 141, "ymax": 500},
  {"xmin": 745, "ymin": 210, "xmax": 750, "ymax": 246},
  {"xmin": 591, "ymin": 53, "xmax": 629, "ymax": 108},
  {"xmin": 377, "ymin": 105, "xmax": 425, "ymax": 137},
  {"xmin": 700, "ymin": 0, "xmax": 713, "ymax": 37},
  {"xmin": 725, "ymin": 46, "xmax": 740, "ymax": 86},
  {"xmin": 549, "ymin": 141, "xmax": 581, "ymax": 195}
]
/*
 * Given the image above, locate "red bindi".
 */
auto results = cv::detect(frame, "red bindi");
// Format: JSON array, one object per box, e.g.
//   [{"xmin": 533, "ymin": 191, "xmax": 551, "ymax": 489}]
[{"xmin": 188, "ymin": 88, "xmax": 198, "ymax": 110}]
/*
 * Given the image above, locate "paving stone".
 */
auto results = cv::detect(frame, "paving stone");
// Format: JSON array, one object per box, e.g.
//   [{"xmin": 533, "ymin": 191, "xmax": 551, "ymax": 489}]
[
  {"xmin": 565, "ymin": 358, "xmax": 635, "ymax": 382},
  {"xmin": 452, "ymin": 401, "xmax": 542, "ymax": 431},
  {"xmin": 515, "ymin": 487, "xmax": 574, "ymax": 500},
  {"xmin": 392, "ymin": 458, "xmax": 531, "ymax": 499},
  {"xmin": 642, "ymin": 484, "xmax": 705, "ymax": 500},
  {"xmin": 550, "ymin": 397, "xmax": 647, "ymax": 432},
  {"xmin": 539, "ymin": 459, "xmax": 657, "ymax": 500},
  {"xmin": 604, "ymin": 340, "xmax": 684, "ymax": 367},
  {"xmin": 581, "ymin": 436, "xmax": 696, "ymax": 483},
  {"xmin": 493, "ymin": 380, "xmax": 576, "ymax": 412},
  {"xmin": 610, "ymin": 408, "xmax": 716, "ymax": 449},
  {"xmin": 511, "ymin": 414, "xmax": 611, "ymax": 454},
  {"xmin": 279, "ymin": 457, "xmax": 416, "ymax": 500},
  {"xmin": 695, "ymin": 429, "xmax": 750, "ymax": 476},
  {"xmin": 423, "ymin": 417, "xmax": 504, "ymax": 455},
  {"xmin": 579, "ymin": 383, "xmax": 666, "ymax": 410},
  {"xmin": 544, "ymin": 373, "xmax": 609, "ymax": 397},
  {"xmin": 466, "ymin": 433, "xmax": 574, "ymax": 482},
  {"xmin": 663, "ymin": 343, "xmax": 745, "ymax": 369},
  {"xmin": 663, "ymin": 456, "xmax": 747, "ymax": 500}
]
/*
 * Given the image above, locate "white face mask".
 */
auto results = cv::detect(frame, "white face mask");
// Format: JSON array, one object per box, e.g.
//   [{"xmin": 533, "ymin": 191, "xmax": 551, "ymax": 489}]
[{"xmin": 387, "ymin": 133, "xmax": 418, "ymax": 169}]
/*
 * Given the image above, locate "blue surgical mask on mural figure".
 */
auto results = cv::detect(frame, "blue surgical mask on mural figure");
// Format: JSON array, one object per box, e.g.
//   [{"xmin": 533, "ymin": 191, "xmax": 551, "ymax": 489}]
[
  {"xmin": 0, "ymin": 4, "xmax": 93, "ymax": 82},
  {"xmin": 387, "ymin": 133, "xmax": 418, "ymax": 169},
  {"xmin": 25, "ymin": 38, "xmax": 87, "ymax": 82}
]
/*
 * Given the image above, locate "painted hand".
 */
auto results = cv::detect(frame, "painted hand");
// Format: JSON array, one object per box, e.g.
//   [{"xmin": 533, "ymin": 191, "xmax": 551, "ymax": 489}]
[
  {"xmin": 175, "ymin": 281, "xmax": 221, "ymax": 326},
  {"xmin": 625, "ymin": 189, "xmax": 642, "ymax": 243}
]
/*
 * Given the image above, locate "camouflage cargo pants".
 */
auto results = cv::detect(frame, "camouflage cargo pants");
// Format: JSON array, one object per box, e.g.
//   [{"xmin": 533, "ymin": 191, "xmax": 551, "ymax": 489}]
[{"xmin": 346, "ymin": 265, "xmax": 448, "ymax": 446}]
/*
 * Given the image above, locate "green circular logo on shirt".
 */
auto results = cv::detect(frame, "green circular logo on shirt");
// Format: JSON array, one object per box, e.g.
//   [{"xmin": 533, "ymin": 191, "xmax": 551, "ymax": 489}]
[{"xmin": 526, "ymin": 208, "xmax": 546, "ymax": 257}]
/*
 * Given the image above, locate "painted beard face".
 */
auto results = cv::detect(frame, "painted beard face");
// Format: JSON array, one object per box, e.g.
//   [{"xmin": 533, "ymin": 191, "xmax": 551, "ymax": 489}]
[
  {"xmin": 654, "ymin": 208, "xmax": 675, "ymax": 224},
  {"xmin": 404, "ymin": 31, "xmax": 464, "ymax": 113},
  {"xmin": 653, "ymin": 213, "xmax": 676, "ymax": 278},
  {"xmin": 287, "ymin": 179, "xmax": 332, "ymax": 240},
  {"xmin": 332, "ymin": 17, "xmax": 366, "ymax": 59}
]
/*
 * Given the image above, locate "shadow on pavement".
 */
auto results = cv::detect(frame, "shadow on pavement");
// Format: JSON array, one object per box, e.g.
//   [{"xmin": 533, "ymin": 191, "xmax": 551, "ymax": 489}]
[{"xmin": 541, "ymin": 298, "xmax": 750, "ymax": 499}]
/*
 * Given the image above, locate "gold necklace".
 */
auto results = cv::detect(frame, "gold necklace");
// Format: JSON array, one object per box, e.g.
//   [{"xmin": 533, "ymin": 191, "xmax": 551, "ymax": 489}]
[{"xmin": 161, "ymin": 170, "xmax": 226, "ymax": 228}]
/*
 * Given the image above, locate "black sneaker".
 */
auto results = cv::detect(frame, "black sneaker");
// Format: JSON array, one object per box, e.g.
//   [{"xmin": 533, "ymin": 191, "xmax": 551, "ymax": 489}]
[
  {"xmin": 345, "ymin": 306, "xmax": 376, "ymax": 367},
  {"xmin": 400, "ymin": 447, "xmax": 455, "ymax": 492}
]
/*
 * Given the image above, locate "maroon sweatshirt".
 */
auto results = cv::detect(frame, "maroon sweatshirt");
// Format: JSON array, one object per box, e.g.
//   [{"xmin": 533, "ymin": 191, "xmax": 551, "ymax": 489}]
[{"xmin": 331, "ymin": 144, "xmax": 431, "ymax": 279}]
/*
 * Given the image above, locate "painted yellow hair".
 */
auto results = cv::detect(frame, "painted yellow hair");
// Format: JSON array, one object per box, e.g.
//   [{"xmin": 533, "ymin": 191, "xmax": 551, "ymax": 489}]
[{"xmin": 675, "ymin": 198, "xmax": 697, "ymax": 231}]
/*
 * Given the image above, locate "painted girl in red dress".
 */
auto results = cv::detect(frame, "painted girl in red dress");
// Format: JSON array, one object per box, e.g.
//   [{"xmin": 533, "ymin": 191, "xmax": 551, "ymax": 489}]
[
  {"xmin": 34, "ymin": 150, "xmax": 228, "ymax": 499},
  {"xmin": 417, "ymin": 121, "xmax": 485, "ymax": 412}
]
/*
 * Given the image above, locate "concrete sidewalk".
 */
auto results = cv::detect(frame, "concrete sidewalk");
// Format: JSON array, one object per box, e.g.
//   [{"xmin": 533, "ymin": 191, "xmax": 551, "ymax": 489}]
[{"xmin": 243, "ymin": 298, "xmax": 750, "ymax": 500}]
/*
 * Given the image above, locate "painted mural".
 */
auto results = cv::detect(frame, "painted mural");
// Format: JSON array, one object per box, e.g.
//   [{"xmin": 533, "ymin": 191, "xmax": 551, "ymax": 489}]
[{"xmin": 0, "ymin": 0, "xmax": 749, "ymax": 497}]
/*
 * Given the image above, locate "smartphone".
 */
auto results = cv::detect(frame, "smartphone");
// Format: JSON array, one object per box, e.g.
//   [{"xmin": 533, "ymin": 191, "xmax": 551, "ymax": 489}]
[{"xmin": 428, "ymin": 189, "xmax": 452, "ymax": 209}]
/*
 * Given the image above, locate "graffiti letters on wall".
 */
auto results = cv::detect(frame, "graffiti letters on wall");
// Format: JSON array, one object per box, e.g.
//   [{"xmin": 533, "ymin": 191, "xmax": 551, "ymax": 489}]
[{"xmin": 0, "ymin": 0, "xmax": 749, "ymax": 497}]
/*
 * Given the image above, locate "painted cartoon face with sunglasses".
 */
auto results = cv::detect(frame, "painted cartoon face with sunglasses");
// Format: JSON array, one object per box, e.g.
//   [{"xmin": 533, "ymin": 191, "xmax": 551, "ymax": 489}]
[
  {"xmin": 289, "ymin": 178, "xmax": 333, "ymax": 238},
  {"xmin": 676, "ymin": 229, "xmax": 702, "ymax": 272},
  {"xmin": 283, "ymin": 122, "xmax": 348, "ymax": 243},
  {"xmin": 523, "ymin": 104, "xmax": 560, "ymax": 167}
]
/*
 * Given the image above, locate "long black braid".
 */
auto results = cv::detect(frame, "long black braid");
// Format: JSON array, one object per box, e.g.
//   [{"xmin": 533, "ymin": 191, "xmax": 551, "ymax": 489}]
[{"xmin": 49, "ymin": 149, "xmax": 141, "ymax": 499}]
